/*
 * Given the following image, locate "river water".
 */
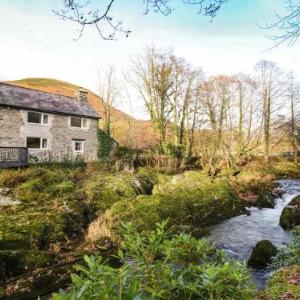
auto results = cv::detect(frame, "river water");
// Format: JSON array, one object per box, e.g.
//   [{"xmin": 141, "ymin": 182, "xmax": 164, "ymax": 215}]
[{"xmin": 208, "ymin": 179, "xmax": 300, "ymax": 289}]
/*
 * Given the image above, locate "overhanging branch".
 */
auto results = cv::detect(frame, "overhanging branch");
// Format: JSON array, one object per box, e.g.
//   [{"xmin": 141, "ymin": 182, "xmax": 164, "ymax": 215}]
[{"xmin": 55, "ymin": 0, "xmax": 227, "ymax": 40}]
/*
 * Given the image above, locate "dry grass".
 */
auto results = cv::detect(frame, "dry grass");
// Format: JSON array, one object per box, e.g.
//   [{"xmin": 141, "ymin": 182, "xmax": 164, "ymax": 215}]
[{"xmin": 85, "ymin": 209, "xmax": 117, "ymax": 243}]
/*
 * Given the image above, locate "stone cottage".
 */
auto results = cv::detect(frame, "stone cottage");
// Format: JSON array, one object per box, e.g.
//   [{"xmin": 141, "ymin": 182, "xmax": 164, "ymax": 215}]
[{"xmin": 0, "ymin": 83, "xmax": 100, "ymax": 161}]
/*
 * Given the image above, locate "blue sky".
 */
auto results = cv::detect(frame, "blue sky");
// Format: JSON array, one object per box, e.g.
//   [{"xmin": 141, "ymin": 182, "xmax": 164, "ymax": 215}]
[{"xmin": 0, "ymin": 0, "xmax": 298, "ymax": 118}]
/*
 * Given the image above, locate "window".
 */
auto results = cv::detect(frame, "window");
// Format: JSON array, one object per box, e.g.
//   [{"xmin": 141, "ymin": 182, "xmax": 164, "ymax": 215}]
[
  {"xmin": 42, "ymin": 138, "xmax": 48, "ymax": 149},
  {"xmin": 26, "ymin": 137, "xmax": 40, "ymax": 149},
  {"xmin": 70, "ymin": 117, "xmax": 88, "ymax": 129},
  {"xmin": 82, "ymin": 118, "xmax": 88, "ymax": 129},
  {"xmin": 26, "ymin": 137, "xmax": 48, "ymax": 149},
  {"xmin": 43, "ymin": 114, "xmax": 49, "ymax": 124},
  {"xmin": 70, "ymin": 117, "xmax": 82, "ymax": 128},
  {"xmin": 27, "ymin": 111, "xmax": 48, "ymax": 125},
  {"xmin": 72, "ymin": 140, "xmax": 84, "ymax": 153}
]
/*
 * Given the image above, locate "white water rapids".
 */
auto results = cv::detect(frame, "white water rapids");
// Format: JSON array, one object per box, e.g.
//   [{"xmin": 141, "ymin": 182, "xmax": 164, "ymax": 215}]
[{"xmin": 208, "ymin": 179, "xmax": 300, "ymax": 288}]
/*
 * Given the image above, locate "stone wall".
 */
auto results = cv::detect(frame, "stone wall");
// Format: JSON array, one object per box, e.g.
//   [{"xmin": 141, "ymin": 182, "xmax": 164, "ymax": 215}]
[
  {"xmin": 0, "ymin": 107, "xmax": 25, "ymax": 147},
  {"xmin": 50, "ymin": 114, "xmax": 98, "ymax": 161},
  {"xmin": 0, "ymin": 107, "xmax": 99, "ymax": 162}
]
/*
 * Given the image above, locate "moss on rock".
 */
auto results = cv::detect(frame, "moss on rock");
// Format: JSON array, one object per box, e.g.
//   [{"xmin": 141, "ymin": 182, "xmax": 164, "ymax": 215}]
[
  {"xmin": 248, "ymin": 240, "xmax": 278, "ymax": 268},
  {"xmin": 280, "ymin": 195, "xmax": 300, "ymax": 230},
  {"xmin": 87, "ymin": 171, "xmax": 245, "ymax": 242},
  {"xmin": 85, "ymin": 168, "xmax": 159, "ymax": 213}
]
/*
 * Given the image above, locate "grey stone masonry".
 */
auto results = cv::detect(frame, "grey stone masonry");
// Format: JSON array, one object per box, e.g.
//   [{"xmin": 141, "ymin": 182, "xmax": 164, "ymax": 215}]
[
  {"xmin": 0, "ymin": 107, "xmax": 99, "ymax": 162},
  {"xmin": 50, "ymin": 114, "xmax": 98, "ymax": 161},
  {"xmin": 0, "ymin": 107, "xmax": 24, "ymax": 147}
]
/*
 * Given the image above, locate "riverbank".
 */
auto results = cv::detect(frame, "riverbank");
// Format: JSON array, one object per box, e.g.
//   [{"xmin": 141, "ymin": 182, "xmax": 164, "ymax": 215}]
[{"xmin": 0, "ymin": 158, "xmax": 300, "ymax": 299}]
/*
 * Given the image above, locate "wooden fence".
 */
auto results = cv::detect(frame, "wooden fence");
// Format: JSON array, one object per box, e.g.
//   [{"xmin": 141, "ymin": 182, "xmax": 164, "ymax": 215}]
[{"xmin": 0, "ymin": 147, "xmax": 28, "ymax": 168}]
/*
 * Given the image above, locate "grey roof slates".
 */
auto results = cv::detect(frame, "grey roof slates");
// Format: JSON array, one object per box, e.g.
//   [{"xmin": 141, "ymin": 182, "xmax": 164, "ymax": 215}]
[{"xmin": 0, "ymin": 82, "xmax": 99, "ymax": 119}]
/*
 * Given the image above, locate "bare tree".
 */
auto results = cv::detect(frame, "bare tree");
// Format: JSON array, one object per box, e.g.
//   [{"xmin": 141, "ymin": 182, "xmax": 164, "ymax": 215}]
[
  {"xmin": 230, "ymin": 74, "xmax": 261, "ymax": 162},
  {"xmin": 265, "ymin": 0, "xmax": 300, "ymax": 46},
  {"xmin": 55, "ymin": 0, "xmax": 227, "ymax": 40},
  {"xmin": 255, "ymin": 60, "xmax": 284, "ymax": 164},
  {"xmin": 186, "ymin": 75, "xmax": 206, "ymax": 158},
  {"xmin": 196, "ymin": 75, "xmax": 233, "ymax": 171},
  {"xmin": 129, "ymin": 47, "xmax": 173, "ymax": 152},
  {"xmin": 168, "ymin": 55, "xmax": 202, "ymax": 156},
  {"xmin": 277, "ymin": 71, "xmax": 300, "ymax": 160},
  {"xmin": 97, "ymin": 66, "xmax": 120, "ymax": 136},
  {"xmin": 287, "ymin": 71, "xmax": 300, "ymax": 160}
]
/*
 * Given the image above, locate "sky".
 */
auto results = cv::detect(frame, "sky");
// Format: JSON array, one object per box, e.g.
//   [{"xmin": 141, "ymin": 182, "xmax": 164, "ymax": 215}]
[{"xmin": 0, "ymin": 0, "xmax": 299, "ymax": 119}]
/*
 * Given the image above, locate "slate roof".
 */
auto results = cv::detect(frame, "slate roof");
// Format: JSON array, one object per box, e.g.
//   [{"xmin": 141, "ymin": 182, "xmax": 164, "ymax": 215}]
[{"xmin": 0, "ymin": 82, "xmax": 99, "ymax": 119}]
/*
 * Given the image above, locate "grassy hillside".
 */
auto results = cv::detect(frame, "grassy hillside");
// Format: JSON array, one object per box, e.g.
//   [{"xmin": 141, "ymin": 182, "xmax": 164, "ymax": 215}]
[{"xmin": 8, "ymin": 78, "xmax": 156, "ymax": 149}]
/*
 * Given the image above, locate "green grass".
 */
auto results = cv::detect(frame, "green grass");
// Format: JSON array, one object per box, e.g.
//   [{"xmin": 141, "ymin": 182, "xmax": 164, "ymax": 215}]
[{"xmin": 260, "ymin": 265, "xmax": 300, "ymax": 300}]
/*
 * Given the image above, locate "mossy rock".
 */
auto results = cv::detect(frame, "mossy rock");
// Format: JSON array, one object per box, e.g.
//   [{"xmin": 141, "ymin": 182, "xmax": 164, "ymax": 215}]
[
  {"xmin": 132, "ymin": 168, "xmax": 158, "ymax": 195},
  {"xmin": 280, "ymin": 195, "xmax": 300, "ymax": 230},
  {"xmin": 85, "ymin": 173, "xmax": 137, "ymax": 213},
  {"xmin": 0, "ymin": 250, "xmax": 55, "ymax": 280},
  {"xmin": 0, "ymin": 204, "xmax": 91, "ymax": 251},
  {"xmin": 153, "ymin": 171, "xmax": 212, "ymax": 195},
  {"xmin": 231, "ymin": 173, "xmax": 277, "ymax": 209},
  {"xmin": 260, "ymin": 265, "xmax": 300, "ymax": 300},
  {"xmin": 0, "ymin": 165, "xmax": 95, "ymax": 252},
  {"xmin": 89, "ymin": 172, "xmax": 245, "ymax": 241},
  {"xmin": 256, "ymin": 192, "xmax": 277, "ymax": 209},
  {"xmin": 85, "ymin": 169, "xmax": 158, "ymax": 213},
  {"xmin": 248, "ymin": 240, "xmax": 278, "ymax": 268}
]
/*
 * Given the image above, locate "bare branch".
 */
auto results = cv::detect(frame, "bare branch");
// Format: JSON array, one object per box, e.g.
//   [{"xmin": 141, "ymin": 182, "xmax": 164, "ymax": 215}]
[
  {"xmin": 262, "ymin": 0, "xmax": 300, "ymax": 47},
  {"xmin": 54, "ymin": 0, "xmax": 131, "ymax": 40},
  {"xmin": 55, "ymin": 0, "xmax": 227, "ymax": 40}
]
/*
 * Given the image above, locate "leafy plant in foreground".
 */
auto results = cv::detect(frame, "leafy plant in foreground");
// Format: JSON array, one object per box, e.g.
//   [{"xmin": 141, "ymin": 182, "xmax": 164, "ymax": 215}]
[
  {"xmin": 271, "ymin": 226, "xmax": 300, "ymax": 269},
  {"xmin": 52, "ymin": 222, "xmax": 255, "ymax": 300}
]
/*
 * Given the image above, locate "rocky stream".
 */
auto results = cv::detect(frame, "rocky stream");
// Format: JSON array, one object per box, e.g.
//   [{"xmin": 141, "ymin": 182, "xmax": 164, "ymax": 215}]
[{"xmin": 208, "ymin": 179, "xmax": 300, "ymax": 289}]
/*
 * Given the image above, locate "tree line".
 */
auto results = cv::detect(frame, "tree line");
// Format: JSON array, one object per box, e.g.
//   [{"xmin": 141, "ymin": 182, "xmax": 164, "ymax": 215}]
[{"xmin": 99, "ymin": 47, "xmax": 300, "ymax": 172}]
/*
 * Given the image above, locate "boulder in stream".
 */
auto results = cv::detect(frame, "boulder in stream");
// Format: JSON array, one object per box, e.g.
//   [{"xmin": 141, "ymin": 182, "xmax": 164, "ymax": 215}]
[
  {"xmin": 272, "ymin": 187, "xmax": 285, "ymax": 199},
  {"xmin": 248, "ymin": 240, "xmax": 278, "ymax": 268},
  {"xmin": 280, "ymin": 195, "xmax": 300, "ymax": 230}
]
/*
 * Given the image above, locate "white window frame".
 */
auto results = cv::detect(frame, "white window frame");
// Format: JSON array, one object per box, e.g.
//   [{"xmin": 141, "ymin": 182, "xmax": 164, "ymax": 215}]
[
  {"xmin": 72, "ymin": 140, "xmax": 84, "ymax": 154},
  {"xmin": 26, "ymin": 137, "xmax": 49, "ymax": 150},
  {"xmin": 70, "ymin": 117, "xmax": 88, "ymax": 129},
  {"xmin": 27, "ymin": 111, "xmax": 49, "ymax": 125},
  {"xmin": 82, "ymin": 118, "xmax": 88, "ymax": 129}
]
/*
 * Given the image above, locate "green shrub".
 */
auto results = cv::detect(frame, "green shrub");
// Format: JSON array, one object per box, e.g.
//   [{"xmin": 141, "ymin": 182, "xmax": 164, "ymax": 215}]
[
  {"xmin": 260, "ymin": 265, "xmax": 300, "ymax": 300},
  {"xmin": 258, "ymin": 227, "xmax": 300, "ymax": 300},
  {"xmin": 97, "ymin": 129, "xmax": 117, "ymax": 159},
  {"xmin": 271, "ymin": 227, "xmax": 300, "ymax": 269},
  {"xmin": 49, "ymin": 181, "xmax": 76, "ymax": 196},
  {"xmin": 52, "ymin": 222, "xmax": 255, "ymax": 300}
]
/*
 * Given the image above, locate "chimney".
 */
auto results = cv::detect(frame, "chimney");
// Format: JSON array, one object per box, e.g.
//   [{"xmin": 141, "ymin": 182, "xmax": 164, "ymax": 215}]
[{"xmin": 76, "ymin": 88, "xmax": 88, "ymax": 103}]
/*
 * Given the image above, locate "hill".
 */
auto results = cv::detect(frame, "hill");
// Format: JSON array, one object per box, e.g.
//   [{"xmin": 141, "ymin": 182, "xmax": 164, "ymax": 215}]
[{"xmin": 8, "ymin": 78, "xmax": 156, "ymax": 149}]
